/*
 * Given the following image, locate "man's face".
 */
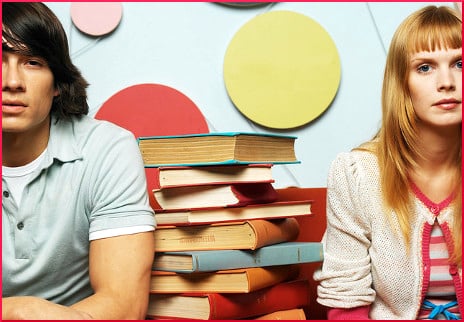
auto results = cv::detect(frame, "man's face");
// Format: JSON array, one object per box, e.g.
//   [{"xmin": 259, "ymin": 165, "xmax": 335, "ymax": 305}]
[{"xmin": 2, "ymin": 50, "xmax": 58, "ymax": 134}]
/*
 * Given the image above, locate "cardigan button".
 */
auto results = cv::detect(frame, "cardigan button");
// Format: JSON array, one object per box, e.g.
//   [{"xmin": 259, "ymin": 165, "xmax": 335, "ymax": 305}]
[
  {"xmin": 3, "ymin": 191, "xmax": 10, "ymax": 198},
  {"xmin": 449, "ymin": 265, "xmax": 458, "ymax": 275},
  {"xmin": 429, "ymin": 206, "xmax": 439, "ymax": 214}
]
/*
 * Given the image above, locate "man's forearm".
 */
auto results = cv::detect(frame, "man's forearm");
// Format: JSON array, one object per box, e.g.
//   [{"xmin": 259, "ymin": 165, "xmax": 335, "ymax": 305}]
[
  {"xmin": 70, "ymin": 289, "xmax": 149, "ymax": 320},
  {"xmin": 2, "ymin": 296, "xmax": 93, "ymax": 320}
]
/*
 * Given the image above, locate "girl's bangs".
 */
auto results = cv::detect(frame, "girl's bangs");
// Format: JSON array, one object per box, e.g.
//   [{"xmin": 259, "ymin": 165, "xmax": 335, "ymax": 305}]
[{"xmin": 409, "ymin": 17, "xmax": 462, "ymax": 53}]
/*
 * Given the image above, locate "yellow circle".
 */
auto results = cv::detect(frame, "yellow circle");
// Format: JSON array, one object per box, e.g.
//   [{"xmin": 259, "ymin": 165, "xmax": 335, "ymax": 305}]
[{"xmin": 224, "ymin": 10, "xmax": 341, "ymax": 129}]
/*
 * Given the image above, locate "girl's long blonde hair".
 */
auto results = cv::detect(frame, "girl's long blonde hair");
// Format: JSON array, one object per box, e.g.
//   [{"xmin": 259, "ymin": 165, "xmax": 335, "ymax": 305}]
[{"xmin": 359, "ymin": 6, "xmax": 462, "ymax": 266}]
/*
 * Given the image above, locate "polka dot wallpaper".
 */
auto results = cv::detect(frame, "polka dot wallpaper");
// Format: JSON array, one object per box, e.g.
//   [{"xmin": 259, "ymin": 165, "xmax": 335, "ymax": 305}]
[{"xmin": 46, "ymin": 2, "xmax": 459, "ymax": 188}]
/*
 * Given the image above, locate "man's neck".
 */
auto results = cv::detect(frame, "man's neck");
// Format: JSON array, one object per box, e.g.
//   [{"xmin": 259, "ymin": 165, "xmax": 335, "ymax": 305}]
[{"xmin": 3, "ymin": 124, "xmax": 51, "ymax": 168}]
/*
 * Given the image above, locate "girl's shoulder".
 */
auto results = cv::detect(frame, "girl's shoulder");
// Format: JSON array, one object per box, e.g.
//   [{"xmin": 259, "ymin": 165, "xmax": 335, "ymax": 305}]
[
  {"xmin": 329, "ymin": 150, "xmax": 380, "ymax": 188},
  {"xmin": 332, "ymin": 149, "xmax": 379, "ymax": 170}
]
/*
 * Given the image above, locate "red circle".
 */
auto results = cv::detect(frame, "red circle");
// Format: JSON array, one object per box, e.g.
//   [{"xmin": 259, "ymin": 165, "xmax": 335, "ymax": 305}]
[{"xmin": 95, "ymin": 83, "xmax": 209, "ymax": 208}]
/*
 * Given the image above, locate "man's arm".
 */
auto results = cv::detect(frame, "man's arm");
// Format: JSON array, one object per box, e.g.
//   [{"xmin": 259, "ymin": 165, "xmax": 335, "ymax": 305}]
[
  {"xmin": 2, "ymin": 231, "xmax": 155, "ymax": 320},
  {"xmin": 2, "ymin": 297, "xmax": 93, "ymax": 320},
  {"xmin": 71, "ymin": 231, "xmax": 155, "ymax": 319}
]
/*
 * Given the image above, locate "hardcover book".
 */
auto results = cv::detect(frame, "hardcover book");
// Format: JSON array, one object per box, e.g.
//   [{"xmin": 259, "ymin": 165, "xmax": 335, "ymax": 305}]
[
  {"xmin": 153, "ymin": 218, "xmax": 300, "ymax": 252},
  {"xmin": 152, "ymin": 241, "xmax": 323, "ymax": 273},
  {"xmin": 154, "ymin": 199, "xmax": 312, "ymax": 226},
  {"xmin": 146, "ymin": 279, "xmax": 309, "ymax": 320},
  {"xmin": 254, "ymin": 308, "xmax": 307, "ymax": 320},
  {"xmin": 137, "ymin": 132, "xmax": 299, "ymax": 167},
  {"xmin": 152, "ymin": 182, "xmax": 278, "ymax": 210},
  {"xmin": 154, "ymin": 163, "xmax": 274, "ymax": 188},
  {"xmin": 149, "ymin": 264, "xmax": 299, "ymax": 293}
]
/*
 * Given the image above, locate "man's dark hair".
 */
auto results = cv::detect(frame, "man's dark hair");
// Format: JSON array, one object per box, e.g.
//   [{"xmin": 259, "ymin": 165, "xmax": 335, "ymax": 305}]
[{"xmin": 2, "ymin": 2, "xmax": 89, "ymax": 119}]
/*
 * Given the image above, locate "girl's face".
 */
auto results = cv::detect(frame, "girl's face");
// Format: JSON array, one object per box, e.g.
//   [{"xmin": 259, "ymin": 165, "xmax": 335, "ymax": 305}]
[{"xmin": 408, "ymin": 47, "xmax": 462, "ymax": 130}]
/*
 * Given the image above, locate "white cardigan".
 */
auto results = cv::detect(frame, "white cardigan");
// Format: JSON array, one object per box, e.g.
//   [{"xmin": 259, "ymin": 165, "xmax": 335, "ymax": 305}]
[{"xmin": 314, "ymin": 151, "xmax": 462, "ymax": 320}]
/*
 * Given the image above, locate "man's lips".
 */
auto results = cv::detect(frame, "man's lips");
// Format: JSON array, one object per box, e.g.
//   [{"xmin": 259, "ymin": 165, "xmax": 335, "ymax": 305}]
[{"xmin": 2, "ymin": 101, "xmax": 27, "ymax": 113}]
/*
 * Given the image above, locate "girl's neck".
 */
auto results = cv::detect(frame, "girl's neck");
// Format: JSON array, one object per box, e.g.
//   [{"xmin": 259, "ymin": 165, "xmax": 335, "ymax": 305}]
[
  {"xmin": 408, "ymin": 123, "xmax": 461, "ymax": 203},
  {"xmin": 413, "ymin": 123, "xmax": 460, "ymax": 170}
]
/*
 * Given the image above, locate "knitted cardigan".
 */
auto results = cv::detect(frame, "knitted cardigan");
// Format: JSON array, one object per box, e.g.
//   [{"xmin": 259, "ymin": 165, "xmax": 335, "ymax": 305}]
[{"xmin": 314, "ymin": 151, "xmax": 462, "ymax": 320}]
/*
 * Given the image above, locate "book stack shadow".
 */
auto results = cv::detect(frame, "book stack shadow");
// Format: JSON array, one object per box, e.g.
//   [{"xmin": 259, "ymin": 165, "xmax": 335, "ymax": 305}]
[{"xmin": 137, "ymin": 132, "xmax": 323, "ymax": 320}]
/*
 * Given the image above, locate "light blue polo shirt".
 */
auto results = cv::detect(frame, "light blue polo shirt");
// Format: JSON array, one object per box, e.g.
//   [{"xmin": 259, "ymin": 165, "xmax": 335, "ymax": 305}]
[{"xmin": 2, "ymin": 115, "xmax": 155, "ymax": 305}]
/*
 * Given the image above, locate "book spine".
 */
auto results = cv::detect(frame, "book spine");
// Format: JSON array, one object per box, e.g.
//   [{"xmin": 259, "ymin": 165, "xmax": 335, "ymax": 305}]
[
  {"xmin": 251, "ymin": 217, "xmax": 300, "ymax": 249},
  {"xmin": 245, "ymin": 264, "xmax": 299, "ymax": 291}
]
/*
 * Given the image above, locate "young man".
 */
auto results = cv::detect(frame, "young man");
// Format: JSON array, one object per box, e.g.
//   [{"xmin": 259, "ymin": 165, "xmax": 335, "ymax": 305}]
[{"xmin": 2, "ymin": 3, "xmax": 156, "ymax": 319}]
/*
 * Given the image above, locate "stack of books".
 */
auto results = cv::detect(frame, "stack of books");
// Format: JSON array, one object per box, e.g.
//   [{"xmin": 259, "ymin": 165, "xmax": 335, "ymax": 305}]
[{"xmin": 137, "ymin": 132, "xmax": 323, "ymax": 320}]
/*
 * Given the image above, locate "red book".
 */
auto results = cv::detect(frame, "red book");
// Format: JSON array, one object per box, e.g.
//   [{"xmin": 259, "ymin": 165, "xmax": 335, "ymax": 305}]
[
  {"xmin": 152, "ymin": 182, "xmax": 278, "ymax": 210},
  {"xmin": 153, "ymin": 164, "xmax": 274, "ymax": 189},
  {"xmin": 146, "ymin": 279, "xmax": 310, "ymax": 320}
]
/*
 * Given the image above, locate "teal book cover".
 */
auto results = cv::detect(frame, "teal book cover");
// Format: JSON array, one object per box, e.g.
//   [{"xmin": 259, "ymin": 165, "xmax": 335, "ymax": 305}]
[
  {"xmin": 153, "ymin": 241, "xmax": 323, "ymax": 273},
  {"xmin": 137, "ymin": 131, "xmax": 297, "ymax": 141}
]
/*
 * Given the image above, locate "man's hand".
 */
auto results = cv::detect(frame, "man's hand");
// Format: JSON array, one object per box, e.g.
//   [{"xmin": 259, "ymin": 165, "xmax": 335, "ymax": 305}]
[{"xmin": 2, "ymin": 296, "xmax": 93, "ymax": 320}]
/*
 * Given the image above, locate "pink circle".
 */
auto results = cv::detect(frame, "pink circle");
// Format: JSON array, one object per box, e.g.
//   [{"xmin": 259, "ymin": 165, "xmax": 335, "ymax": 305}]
[
  {"xmin": 71, "ymin": 2, "xmax": 122, "ymax": 36},
  {"xmin": 95, "ymin": 83, "xmax": 209, "ymax": 208}
]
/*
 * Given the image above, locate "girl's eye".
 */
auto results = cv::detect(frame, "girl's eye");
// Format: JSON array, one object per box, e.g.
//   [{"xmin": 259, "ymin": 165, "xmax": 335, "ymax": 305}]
[
  {"xmin": 456, "ymin": 60, "xmax": 462, "ymax": 69},
  {"xmin": 417, "ymin": 64, "xmax": 431, "ymax": 73}
]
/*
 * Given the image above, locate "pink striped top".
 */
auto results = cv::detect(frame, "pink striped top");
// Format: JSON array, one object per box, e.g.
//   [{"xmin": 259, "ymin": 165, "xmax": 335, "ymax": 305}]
[{"xmin": 411, "ymin": 183, "xmax": 460, "ymax": 320}]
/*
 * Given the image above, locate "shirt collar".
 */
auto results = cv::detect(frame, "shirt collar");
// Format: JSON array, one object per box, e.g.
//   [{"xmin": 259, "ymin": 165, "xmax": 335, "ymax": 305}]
[{"xmin": 44, "ymin": 114, "xmax": 83, "ymax": 165}]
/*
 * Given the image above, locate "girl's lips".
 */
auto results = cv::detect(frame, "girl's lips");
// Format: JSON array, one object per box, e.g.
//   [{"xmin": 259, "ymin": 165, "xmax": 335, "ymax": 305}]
[{"xmin": 433, "ymin": 99, "xmax": 461, "ymax": 110}]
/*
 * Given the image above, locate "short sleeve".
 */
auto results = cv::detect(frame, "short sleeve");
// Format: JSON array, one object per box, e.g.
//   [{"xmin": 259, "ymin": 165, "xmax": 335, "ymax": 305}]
[{"xmin": 84, "ymin": 122, "xmax": 155, "ymax": 235}]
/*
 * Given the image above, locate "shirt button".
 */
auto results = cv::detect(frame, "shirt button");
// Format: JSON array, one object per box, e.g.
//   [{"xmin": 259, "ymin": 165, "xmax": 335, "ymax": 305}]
[
  {"xmin": 17, "ymin": 222, "xmax": 24, "ymax": 230},
  {"xmin": 3, "ymin": 191, "xmax": 10, "ymax": 198}
]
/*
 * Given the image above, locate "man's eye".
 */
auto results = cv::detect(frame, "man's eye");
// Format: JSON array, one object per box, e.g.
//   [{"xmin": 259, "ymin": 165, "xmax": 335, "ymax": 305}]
[
  {"xmin": 28, "ymin": 60, "xmax": 42, "ymax": 66},
  {"xmin": 455, "ymin": 60, "xmax": 462, "ymax": 69}
]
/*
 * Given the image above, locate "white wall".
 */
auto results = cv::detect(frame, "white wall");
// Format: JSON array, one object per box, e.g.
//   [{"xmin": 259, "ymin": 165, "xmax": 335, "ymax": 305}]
[{"xmin": 46, "ymin": 2, "xmax": 457, "ymax": 188}]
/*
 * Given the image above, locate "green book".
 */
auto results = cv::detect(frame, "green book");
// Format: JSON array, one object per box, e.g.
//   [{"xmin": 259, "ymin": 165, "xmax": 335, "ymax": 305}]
[{"xmin": 153, "ymin": 241, "xmax": 323, "ymax": 273}]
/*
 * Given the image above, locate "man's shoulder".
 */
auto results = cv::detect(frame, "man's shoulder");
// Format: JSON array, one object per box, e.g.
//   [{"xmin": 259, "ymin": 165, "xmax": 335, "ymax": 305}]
[
  {"xmin": 51, "ymin": 115, "xmax": 138, "ymax": 158},
  {"xmin": 54, "ymin": 115, "xmax": 136, "ymax": 149},
  {"xmin": 72, "ymin": 115, "xmax": 134, "ymax": 139}
]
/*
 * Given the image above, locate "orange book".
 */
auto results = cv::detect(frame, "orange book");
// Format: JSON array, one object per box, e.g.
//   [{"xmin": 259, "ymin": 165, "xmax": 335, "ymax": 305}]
[
  {"xmin": 254, "ymin": 308, "xmax": 307, "ymax": 320},
  {"xmin": 152, "ymin": 182, "xmax": 278, "ymax": 210},
  {"xmin": 147, "ymin": 279, "xmax": 309, "ymax": 320},
  {"xmin": 153, "ymin": 217, "xmax": 300, "ymax": 252},
  {"xmin": 149, "ymin": 265, "xmax": 299, "ymax": 294}
]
